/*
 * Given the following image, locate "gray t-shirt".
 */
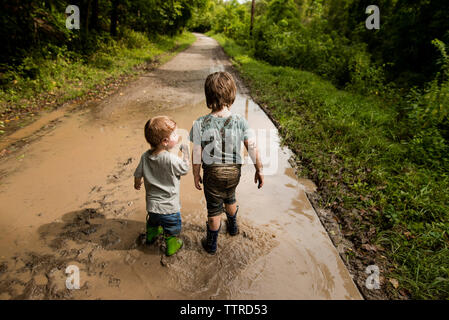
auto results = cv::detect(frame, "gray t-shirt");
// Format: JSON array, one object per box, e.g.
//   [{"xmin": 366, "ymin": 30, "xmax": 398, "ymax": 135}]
[
  {"xmin": 134, "ymin": 149, "xmax": 189, "ymax": 214},
  {"xmin": 189, "ymin": 113, "xmax": 252, "ymax": 167}
]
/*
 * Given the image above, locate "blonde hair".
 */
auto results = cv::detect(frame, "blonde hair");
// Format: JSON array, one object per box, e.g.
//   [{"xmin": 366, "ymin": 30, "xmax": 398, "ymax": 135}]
[
  {"xmin": 144, "ymin": 116, "xmax": 176, "ymax": 148},
  {"xmin": 204, "ymin": 71, "xmax": 237, "ymax": 111}
]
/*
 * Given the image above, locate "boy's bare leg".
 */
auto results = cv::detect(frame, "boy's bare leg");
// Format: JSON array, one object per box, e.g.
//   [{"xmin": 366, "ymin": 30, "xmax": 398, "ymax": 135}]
[
  {"xmin": 208, "ymin": 203, "xmax": 237, "ymax": 230},
  {"xmin": 208, "ymin": 216, "xmax": 221, "ymax": 231},
  {"xmin": 225, "ymin": 203, "xmax": 237, "ymax": 216}
]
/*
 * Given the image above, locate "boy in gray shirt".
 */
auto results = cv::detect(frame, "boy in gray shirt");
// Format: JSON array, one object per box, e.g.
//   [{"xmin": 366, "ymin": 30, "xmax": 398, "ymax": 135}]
[{"xmin": 134, "ymin": 116, "xmax": 189, "ymax": 256}]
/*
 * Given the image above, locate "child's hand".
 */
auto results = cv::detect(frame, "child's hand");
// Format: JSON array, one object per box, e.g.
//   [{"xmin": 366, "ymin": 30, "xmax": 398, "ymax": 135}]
[
  {"xmin": 194, "ymin": 174, "xmax": 203, "ymax": 190},
  {"xmin": 255, "ymin": 170, "xmax": 264, "ymax": 189},
  {"xmin": 134, "ymin": 177, "xmax": 142, "ymax": 190},
  {"xmin": 179, "ymin": 144, "xmax": 189, "ymax": 154}
]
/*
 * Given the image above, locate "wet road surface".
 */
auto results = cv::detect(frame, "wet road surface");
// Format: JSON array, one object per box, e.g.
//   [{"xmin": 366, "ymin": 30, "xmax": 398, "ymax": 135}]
[{"xmin": 0, "ymin": 34, "xmax": 362, "ymax": 300}]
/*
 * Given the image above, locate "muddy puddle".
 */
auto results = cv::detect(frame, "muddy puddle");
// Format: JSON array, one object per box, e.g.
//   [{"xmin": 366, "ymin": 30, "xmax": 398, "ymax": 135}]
[{"xmin": 0, "ymin": 34, "xmax": 362, "ymax": 300}]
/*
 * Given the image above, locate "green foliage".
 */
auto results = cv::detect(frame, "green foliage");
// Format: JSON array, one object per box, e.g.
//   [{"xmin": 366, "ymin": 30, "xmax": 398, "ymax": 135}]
[
  {"xmin": 0, "ymin": 0, "xmax": 204, "ymax": 120},
  {"xmin": 188, "ymin": 0, "xmax": 215, "ymax": 32},
  {"xmin": 252, "ymin": 18, "xmax": 385, "ymax": 92},
  {"xmin": 200, "ymin": 0, "xmax": 449, "ymax": 92},
  {"xmin": 0, "ymin": 31, "xmax": 196, "ymax": 120},
  {"xmin": 266, "ymin": 0, "xmax": 298, "ymax": 23},
  {"xmin": 202, "ymin": 0, "xmax": 385, "ymax": 93},
  {"xmin": 405, "ymin": 82, "xmax": 449, "ymax": 169},
  {"xmin": 119, "ymin": 28, "xmax": 152, "ymax": 49},
  {"xmin": 407, "ymin": 127, "xmax": 449, "ymax": 169},
  {"xmin": 432, "ymin": 39, "xmax": 449, "ymax": 82},
  {"xmin": 210, "ymin": 0, "xmax": 250, "ymax": 40},
  {"xmin": 206, "ymin": 1, "xmax": 449, "ymax": 175},
  {"xmin": 213, "ymin": 33, "xmax": 449, "ymax": 299},
  {"xmin": 1, "ymin": 0, "xmax": 204, "ymax": 70},
  {"xmin": 326, "ymin": 0, "xmax": 449, "ymax": 86},
  {"xmin": 345, "ymin": 46, "xmax": 386, "ymax": 95},
  {"xmin": 399, "ymin": 40, "xmax": 449, "ymax": 170}
]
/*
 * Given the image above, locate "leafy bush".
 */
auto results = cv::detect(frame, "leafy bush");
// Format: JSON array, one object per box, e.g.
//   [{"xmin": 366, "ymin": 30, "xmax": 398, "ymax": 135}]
[
  {"xmin": 346, "ymin": 45, "xmax": 386, "ymax": 95},
  {"xmin": 402, "ymin": 40, "xmax": 449, "ymax": 170},
  {"xmin": 249, "ymin": 12, "xmax": 385, "ymax": 92},
  {"xmin": 408, "ymin": 127, "xmax": 449, "ymax": 169},
  {"xmin": 405, "ymin": 81, "xmax": 449, "ymax": 169},
  {"xmin": 119, "ymin": 28, "xmax": 151, "ymax": 49}
]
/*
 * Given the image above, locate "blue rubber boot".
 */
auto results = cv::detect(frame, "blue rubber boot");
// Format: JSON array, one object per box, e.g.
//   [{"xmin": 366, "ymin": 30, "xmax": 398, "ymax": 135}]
[
  {"xmin": 226, "ymin": 205, "xmax": 239, "ymax": 236},
  {"xmin": 202, "ymin": 222, "xmax": 220, "ymax": 255}
]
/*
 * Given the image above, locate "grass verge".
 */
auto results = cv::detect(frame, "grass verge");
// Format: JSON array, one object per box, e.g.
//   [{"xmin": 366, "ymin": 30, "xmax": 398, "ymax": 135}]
[{"xmin": 211, "ymin": 33, "xmax": 449, "ymax": 300}]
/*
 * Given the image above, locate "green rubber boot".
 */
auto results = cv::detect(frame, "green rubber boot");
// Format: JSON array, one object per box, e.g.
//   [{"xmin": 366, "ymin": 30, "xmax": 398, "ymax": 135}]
[
  {"xmin": 165, "ymin": 235, "xmax": 183, "ymax": 256},
  {"xmin": 146, "ymin": 225, "xmax": 163, "ymax": 244}
]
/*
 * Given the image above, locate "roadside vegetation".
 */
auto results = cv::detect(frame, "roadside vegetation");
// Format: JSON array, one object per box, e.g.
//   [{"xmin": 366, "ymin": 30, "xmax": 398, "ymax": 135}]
[
  {"xmin": 0, "ymin": 31, "xmax": 195, "ymax": 134},
  {"xmin": 0, "ymin": 0, "xmax": 204, "ymax": 134},
  {"xmin": 189, "ymin": 0, "xmax": 449, "ymax": 299}
]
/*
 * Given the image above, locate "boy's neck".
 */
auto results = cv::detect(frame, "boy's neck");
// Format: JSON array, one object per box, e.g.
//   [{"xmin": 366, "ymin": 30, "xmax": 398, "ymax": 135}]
[
  {"xmin": 152, "ymin": 146, "xmax": 168, "ymax": 155},
  {"xmin": 211, "ymin": 106, "xmax": 231, "ymax": 118}
]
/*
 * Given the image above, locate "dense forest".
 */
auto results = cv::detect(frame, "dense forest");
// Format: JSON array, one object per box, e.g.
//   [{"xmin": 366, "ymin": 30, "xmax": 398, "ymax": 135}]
[
  {"xmin": 1, "ymin": 0, "xmax": 448, "ymax": 300},
  {"xmin": 1, "ymin": 0, "xmax": 207, "ymax": 67},
  {"xmin": 191, "ymin": 0, "xmax": 449, "ymax": 87}
]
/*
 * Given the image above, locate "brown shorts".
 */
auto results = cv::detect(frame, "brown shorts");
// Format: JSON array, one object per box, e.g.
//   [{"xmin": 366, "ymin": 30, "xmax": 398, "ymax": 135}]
[{"xmin": 203, "ymin": 164, "xmax": 241, "ymax": 217}]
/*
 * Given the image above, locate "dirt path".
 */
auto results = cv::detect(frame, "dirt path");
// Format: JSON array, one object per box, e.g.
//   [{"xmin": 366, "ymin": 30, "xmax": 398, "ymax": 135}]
[{"xmin": 0, "ymin": 34, "xmax": 362, "ymax": 300}]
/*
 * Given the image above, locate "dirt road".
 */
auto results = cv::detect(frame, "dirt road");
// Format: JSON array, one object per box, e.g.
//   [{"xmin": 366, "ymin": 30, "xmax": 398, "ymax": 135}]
[{"xmin": 0, "ymin": 34, "xmax": 362, "ymax": 299}]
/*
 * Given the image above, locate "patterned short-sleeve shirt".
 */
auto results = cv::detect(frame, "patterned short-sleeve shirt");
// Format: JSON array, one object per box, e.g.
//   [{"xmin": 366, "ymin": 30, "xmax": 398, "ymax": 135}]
[{"xmin": 189, "ymin": 113, "xmax": 252, "ymax": 167}]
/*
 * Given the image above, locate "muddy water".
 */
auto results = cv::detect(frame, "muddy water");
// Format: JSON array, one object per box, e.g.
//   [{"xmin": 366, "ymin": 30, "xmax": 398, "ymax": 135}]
[{"xmin": 0, "ymin": 34, "xmax": 362, "ymax": 300}]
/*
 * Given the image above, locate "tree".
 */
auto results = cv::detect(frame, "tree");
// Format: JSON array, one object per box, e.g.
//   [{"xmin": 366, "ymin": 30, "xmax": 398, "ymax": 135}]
[
  {"xmin": 250, "ymin": 0, "xmax": 255, "ymax": 35},
  {"xmin": 110, "ymin": 0, "xmax": 119, "ymax": 36}
]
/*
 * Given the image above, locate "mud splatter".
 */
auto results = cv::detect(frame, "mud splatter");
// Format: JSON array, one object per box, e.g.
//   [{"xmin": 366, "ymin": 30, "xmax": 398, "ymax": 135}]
[
  {"xmin": 159, "ymin": 220, "xmax": 278, "ymax": 298},
  {"xmin": 0, "ymin": 252, "xmax": 77, "ymax": 299},
  {"xmin": 0, "ymin": 207, "xmax": 277, "ymax": 300}
]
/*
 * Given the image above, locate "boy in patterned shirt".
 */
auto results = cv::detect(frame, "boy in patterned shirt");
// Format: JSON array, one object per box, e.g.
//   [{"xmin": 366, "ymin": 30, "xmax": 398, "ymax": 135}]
[{"xmin": 189, "ymin": 71, "xmax": 264, "ymax": 254}]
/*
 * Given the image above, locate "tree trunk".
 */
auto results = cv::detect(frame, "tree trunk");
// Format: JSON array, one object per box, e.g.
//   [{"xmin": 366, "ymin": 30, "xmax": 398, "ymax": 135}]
[
  {"xmin": 110, "ymin": 0, "xmax": 119, "ymax": 37},
  {"xmin": 90, "ymin": 0, "xmax": 99, "ymax": 31},
  {"xmin": 250, "ymin": 0, "xmax": 255, "ymax": 36},
  {"xmin": 85, "ymin": 0, "xmax": 91, "ymax": 32},
  {"xmin": 78, "ymin": 0, "xmax": 90, "ymax": 41}
]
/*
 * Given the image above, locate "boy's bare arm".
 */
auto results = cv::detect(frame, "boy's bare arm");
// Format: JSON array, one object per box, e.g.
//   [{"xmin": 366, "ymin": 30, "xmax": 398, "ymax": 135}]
[
  {"xmin": 244, "ymin": 138, "xmax": 264, "ymax": 189},
  {"xmin": 134, "ymin": 176, "xmax": 143, "ymax": 190},
  {"xmin": 192, "ymin": 144, "xmax": 203, "ymax": 190}
]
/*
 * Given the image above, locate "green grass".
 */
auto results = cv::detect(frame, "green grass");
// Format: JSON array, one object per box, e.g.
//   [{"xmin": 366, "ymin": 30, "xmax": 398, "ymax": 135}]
[
  {"xmin": 0, "ymin": 31, "xmax": 196, "ymax": 132},
  {"xmin": 211, "ymin": 33, "xmax": 449, "ymax": 299}
]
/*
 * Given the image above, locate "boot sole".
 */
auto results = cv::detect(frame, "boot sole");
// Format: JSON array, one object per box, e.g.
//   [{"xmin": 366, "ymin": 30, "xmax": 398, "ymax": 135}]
[
  {"xmin": 202, "ymin": 241, "xmax": 217, "ymax": 255},
  {"xmin": 227, "ymin": 228, "xmax": 239, "ymax": 236},
  {"xmin": 205, "ymin": 249, "xmax": 216, "ymax": 255}
]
